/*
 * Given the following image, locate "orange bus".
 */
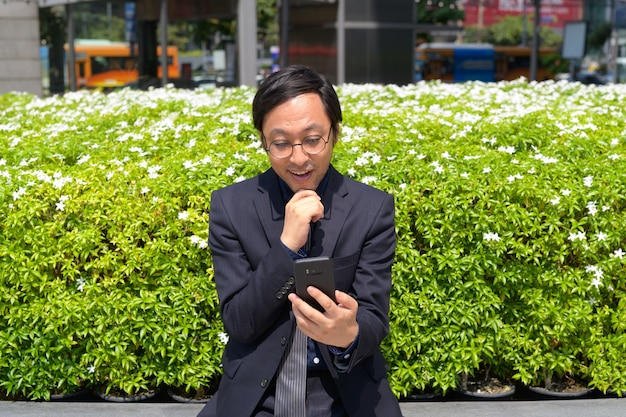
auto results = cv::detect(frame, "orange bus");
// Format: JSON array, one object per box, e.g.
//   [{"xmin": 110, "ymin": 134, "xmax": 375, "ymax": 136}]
[
  {"xmin": 66, "ymin": 40, "xmax": 180, "ymax": 89},
  {"xmin": 415, "ymin": 43, "xmax": 556, "ymax": 83},
  {"xmin": 494, "ymin": 45, "xmax": 556, "ymax": 81}
]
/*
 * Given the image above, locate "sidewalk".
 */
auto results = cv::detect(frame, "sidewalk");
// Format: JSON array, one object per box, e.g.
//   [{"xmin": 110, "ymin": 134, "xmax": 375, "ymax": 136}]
[
  {"xmin": 2, "ymin": 398, "xmax": 626, "ymax": 417},
  {"xmin": 1, "ymin": 390, "xmax": 625, "ymax": 417}
]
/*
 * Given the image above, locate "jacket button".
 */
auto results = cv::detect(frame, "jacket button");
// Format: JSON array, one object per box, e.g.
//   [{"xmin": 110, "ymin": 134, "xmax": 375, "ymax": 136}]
[
  {"xmin": 276, "ymin": 292, "xmax": 283, "ymax": 299},
  {"xmin": 287, "ymin": 276, "xmax": 295, "ymax": 285},
  {"xmin": 281, "ymin": 336, "xmax": 287, "ymax": 346},
  {"xmin": 260, "ymin": 379, "xmax": 268, "ymax": 388}
]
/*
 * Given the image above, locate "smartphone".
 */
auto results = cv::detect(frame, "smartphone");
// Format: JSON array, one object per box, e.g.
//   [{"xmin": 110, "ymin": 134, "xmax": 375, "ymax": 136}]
[{"xmin": 293, "ymin": 256, "xmax": 336, "ymax": 312}]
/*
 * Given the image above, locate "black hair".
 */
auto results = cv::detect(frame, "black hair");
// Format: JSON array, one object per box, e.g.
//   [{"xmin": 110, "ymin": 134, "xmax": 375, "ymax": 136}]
[{"xmin": 252, "ymin": 66, "xmax": 342, "ymax": 136}]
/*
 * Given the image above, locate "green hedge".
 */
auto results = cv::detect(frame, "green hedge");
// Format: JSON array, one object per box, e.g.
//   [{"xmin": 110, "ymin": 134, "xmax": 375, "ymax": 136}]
[{"xmin": 1, "ymin": 80, "xmax": 625, "ymax": 400}]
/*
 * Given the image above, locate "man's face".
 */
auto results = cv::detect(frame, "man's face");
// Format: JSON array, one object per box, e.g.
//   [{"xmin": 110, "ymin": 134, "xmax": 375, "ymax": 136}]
[{"xmin": 262, "ymin": 93, "xmax": 334, "ymax": 192}]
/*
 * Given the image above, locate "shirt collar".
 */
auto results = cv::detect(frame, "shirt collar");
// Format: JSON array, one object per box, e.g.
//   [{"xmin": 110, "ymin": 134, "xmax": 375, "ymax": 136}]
[{"xmin": 278, "ymin": 167, "xmax": 331, "ymax": 204}]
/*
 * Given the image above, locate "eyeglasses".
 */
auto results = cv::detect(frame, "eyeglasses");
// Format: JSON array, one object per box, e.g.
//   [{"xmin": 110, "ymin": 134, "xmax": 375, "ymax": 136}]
[{"xmin": 263, "ymin": 126, "xmax": 333, "ymax": 159}]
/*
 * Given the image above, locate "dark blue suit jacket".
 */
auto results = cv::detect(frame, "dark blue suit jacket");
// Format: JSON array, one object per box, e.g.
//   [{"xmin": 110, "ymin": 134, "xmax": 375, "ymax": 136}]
[{"xmin": 198, "ymin": 165, "xmax": 402, "ymax": 417}]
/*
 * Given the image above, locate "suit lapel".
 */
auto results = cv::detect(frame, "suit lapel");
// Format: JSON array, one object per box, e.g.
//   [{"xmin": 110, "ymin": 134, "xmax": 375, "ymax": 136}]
[
  {"xmin": 309, "ymin": 166, "xmax": 352, "ymax": 257},
  {"xmin": 251, "ymin": 166, "xmax": 353, "ymax": 257},
  {"xmin": 252, "ymin": 169, "xmax": 285, "ymax": 248}
]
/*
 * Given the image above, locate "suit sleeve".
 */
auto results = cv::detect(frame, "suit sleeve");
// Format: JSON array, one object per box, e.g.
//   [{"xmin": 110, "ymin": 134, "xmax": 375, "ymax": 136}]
[
  {"xmin": 339, "ymin": 192, "xmax": 396, "ymax": 372},
  {"xmin": 208, "ymin": 188, "xmax": 294, "ymax": 344}
]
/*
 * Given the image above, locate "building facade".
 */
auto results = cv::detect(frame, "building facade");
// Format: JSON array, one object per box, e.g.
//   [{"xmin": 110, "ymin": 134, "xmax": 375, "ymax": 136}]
[
  {"xmin": 0, "ymin": 1, "xmax": 43, "ymax": 96},
  {"xmin": 463, "ymin": 0, "xmax": 583, "ymax": 33}
]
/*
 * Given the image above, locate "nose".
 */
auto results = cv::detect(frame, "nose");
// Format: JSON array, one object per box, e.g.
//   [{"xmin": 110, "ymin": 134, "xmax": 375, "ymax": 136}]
[{"xmin": 289, "ymin": 143, "xmax": 309, "ymax": 164}]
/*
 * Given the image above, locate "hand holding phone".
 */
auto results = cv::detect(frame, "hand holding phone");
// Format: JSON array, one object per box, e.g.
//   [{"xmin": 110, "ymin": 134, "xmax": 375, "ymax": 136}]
[{"xmin": 293, "ymin": 256, "xmax": 336, "ymax": 312}]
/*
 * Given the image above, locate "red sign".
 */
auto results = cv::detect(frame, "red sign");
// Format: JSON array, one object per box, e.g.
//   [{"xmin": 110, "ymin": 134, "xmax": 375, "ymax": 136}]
[{"xmin": 463, "ymin": 0, "xmax": 583, "ymax": 30}]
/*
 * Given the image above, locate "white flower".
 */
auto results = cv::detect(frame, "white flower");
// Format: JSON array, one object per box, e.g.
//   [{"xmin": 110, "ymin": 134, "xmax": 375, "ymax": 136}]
[
  {"xmin": 225, "ymin": 167, "xmax": 235, "ymax": 176},
  {"xmin": 235, "ymin": 176, "xmax": 246, "ymax": 183},
  {"xmin": 482, "ymin": 167, "xmax": 491, "ymax": 174},
  {"xmin": 140, "ymin": 187, "xmax": 150, "ymax": 194},
  {"xmin": 483, "ymin": 232, "xmax": 500, "ymax": 242},
  {"xmin": 178, "ymin": 211, "xmax": 190, "ymax": 221},
  {"xmin": 87, "ymin": 365, "xmax": 96, "ymax": 374},
  {"xmin": 189, "ymin": 235, "xmax": 208, "ymax": 248},
  {"xmin": 533, "ymin": 153, "xmax": 558, "ymax": 164},
  {"xmin": 583, "ymin": 176, "xmax": 593, "ymax": 187},
  {"xmin": 587, "ymin": 201, "xmax": 598, "ymax": 216},
  {"xmin": 354, "ymin": 157, "xmax": 367, "ymax": 166},
  {"xmin": 591, "ymin": 276, "xmax": 602, "ymax": 289},
  {"xmin": 430, "ymin": 161, "xmax": 444, "ymax": 174},
  {"xmin": 76, "ymin": 154, "xmax": 90, "ymax": 165},
  {"xmin": 76, "ymin": 277, "xmax": 86, "ymax": 292},
  {"xmin": 56, "ymin": 195, "xmax": 69, "ymax": 211},
  {"xmin": 218, "ymin": 332, "xmax": 229, "ymax": 344},
  {"xmin": 147, "ymin": 165, "xmax": 161, "ymax": 179},
  {"xmin": 12, "ymin": 187, "xmax": 26, "ymax": 200},
  {"xmin": 612, "ymin": 248, "xmax": 624, "ymax": 259},
  {"xmin": 550, "ymin": 196, "xmax": 560, "ymax": 205},
  {"xmin": 498, "ymin": 146, "xmax": 516, "ymax": 154},
  {"xmin": 561, "ymin": 189, "xmax": 571, "ymax": 196},
  {"xmin": 568, "ymin": 231, "xmax": 586, "ymax": 241},
  {"xmin": 361, "ymin": 176, "xmax": 377, "ymax": 184},
  {"xmin": 596, "ymin": 232, "xmax": 608, "ymax": 242},
  {"xmin": 506, "ymin": 174, "xmax": 523, "ymax": 183}
]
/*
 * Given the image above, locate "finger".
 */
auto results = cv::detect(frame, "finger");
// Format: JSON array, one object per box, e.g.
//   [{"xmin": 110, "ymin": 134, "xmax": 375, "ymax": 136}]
[
  {"xmin": 307, "ymin": 286, "xmax": 336, "ymax": 312},
  {"xmin": 334, "ymin": 290, "xmax": 358, "ymax": 310},
  {"xmin": 292, "ymin": 189, "xmax": 320, "ymax": 201},
  {"xmin": 289, "ymin": 292, "xmax": 320, "ymax": 320}
]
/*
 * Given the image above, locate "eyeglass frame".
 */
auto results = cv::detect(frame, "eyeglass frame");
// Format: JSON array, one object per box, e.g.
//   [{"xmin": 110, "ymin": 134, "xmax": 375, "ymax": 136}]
[{"xmin": 262, "ymin": 126, "xmax": 334, "ymax": 159}]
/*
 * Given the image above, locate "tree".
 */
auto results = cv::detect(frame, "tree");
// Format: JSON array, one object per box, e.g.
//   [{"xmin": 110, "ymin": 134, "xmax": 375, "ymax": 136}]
[
  {"xmin": 415, "ymin": 0, "xmax": 464, "ymax": 43},
  {"xmin": 416, "ymin": 0, "xmax": 464, "ymax": 25},
  {"xmin": 464, "ymin": 14, "xmax": 562, "ymax": 48},
  {"xmin": 187, "ymin": 0, "xmax": 277, "ymax": 51},
  {"xmin": 586, "ymin": 22, "xmax": 612, "ymax": 53}
]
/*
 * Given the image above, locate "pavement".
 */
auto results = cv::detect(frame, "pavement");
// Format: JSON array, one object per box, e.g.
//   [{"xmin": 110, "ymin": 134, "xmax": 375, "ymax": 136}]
[{"xmin": 1, "ymin": 388, "xmax": 626, "ymax": 417}]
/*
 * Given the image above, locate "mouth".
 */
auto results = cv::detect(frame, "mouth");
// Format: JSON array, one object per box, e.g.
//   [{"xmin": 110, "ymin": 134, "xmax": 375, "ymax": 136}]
[{"xmin": 289, "ymin": 169, "xmax": 313, "ymax": 182}]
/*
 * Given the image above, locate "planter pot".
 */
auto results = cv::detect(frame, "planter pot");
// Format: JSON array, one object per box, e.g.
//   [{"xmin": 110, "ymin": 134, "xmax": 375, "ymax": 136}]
[
  {"xmin": 167, "ymin": 386, "xmax": 213, "ymax": 403},
  {"xmin": 527, "ymin": 376, "xmax": 592, "ymax": 398},
  {"xmin": 527, "ymin": 384, "xmax": 591, "ymax": 398},
  {"xmin": 50, "ymin": 386, "xmax": 92, "ymax": 401},
  {"xmin": 401, "ymin": 388, "xmax": 443, "ymax": 402},
  {"xmin": 95, "ymin": 386, "xmax": 162, "ymax": 402},
  {"xmin": 458, "ymin": 377, "xmax": 516, "ymax": 399}
]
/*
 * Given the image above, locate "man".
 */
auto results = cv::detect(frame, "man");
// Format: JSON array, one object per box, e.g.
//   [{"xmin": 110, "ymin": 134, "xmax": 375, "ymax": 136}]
[{"xmin": 198, "ymin": 66, "xmax": 401, "ymax": 417}]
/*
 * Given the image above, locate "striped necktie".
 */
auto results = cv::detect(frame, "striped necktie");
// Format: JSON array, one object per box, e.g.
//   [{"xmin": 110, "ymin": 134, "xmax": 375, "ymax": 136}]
[
  {"xmin": 275, "ymin": 324, "xmax": 307, "ymax": 417},
  {"xmin": 275, "ymin": 224, "xmax": 312, "ymax": 417}
]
